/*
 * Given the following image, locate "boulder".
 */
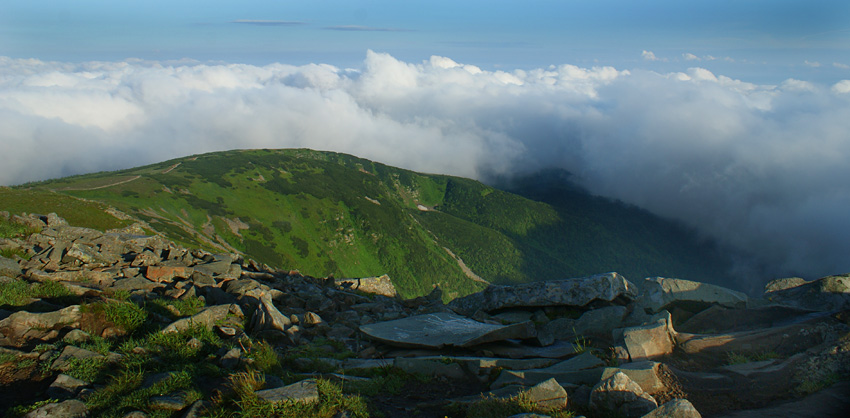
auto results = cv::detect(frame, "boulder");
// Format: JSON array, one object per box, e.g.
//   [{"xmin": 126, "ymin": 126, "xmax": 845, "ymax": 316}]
[
  {"xmin": 642, "ymin": 399, "xmax": 701, "ymax": 418},
  {"xmin": 574, "ymin": 306, "xmax": 628, "ymax": 338},
  {"xmin": 448, "ymin": 273, "xmax": 637, "ymax": 315},
  {"xmin": 601, "ymin": 361, "xmax": 666, "ymax": 395},
  {"xmin": 146, "ymin": 265, "xmax": 195, "ymax": 282},
  {"xmin": 47, "ymin": 374, "xmax": 90, "ymax": 399},
  {"xmin": 250, "ymin": 294, "xmax": 292, "ymax": 332},
  {"xmin": 163, "ymin": 304, "xmax": 243, "ymax": 334},
  {"xmin": 335, "ymin": 274, "xmax": 398, "ymax": 298},
  {"xmin": 589, "ymin": 371, "xmax": 658, "ymax": 418},
  {"xmin": 359, "ymin": 312, "xmax": 536, "ymax": 349},
  {"xmin": 638, "ymin": 277, "xmax": 748, "ymax": 314},
  {"xmin": 622, "ymin": 318, "xmax": 675, "ymax": 361},
  {"xmin": 0, "ymin": 305, "xmax": 82, "ymax": 347},
  {"xmin": 763, "ymin": 277, "xmax": 808, "ymax": 294},
  {"xmin": 22, "ymin": 400, "xmax": 87, "ymax": 418},
  {"xmin": 256, "ymin": 378, "xmax": 319, "ymax": 404},
  {"xmin": 765, "ymin": 273, "xmax": 850, "ymax": 312},
  {"xmin": 51, "ymin": 345, "xmax": 105, "ymax": 372},
  {"xmin": 524, "ymin": 377, "xmax": 568, "ymax": 409},
  {"xmin": 0, "ymin": 256, "xmax": 21, "ymax": 277}
]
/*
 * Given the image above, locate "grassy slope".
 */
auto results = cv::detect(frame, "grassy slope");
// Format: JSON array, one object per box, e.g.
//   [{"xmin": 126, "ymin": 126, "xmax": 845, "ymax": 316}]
[{"xmin": 10, "ymin": 149, "xmax": 730, "ymax": 298}]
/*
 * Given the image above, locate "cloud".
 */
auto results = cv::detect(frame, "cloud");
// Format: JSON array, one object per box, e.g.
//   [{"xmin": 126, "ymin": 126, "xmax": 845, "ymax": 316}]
[
  {"xmin": 834, "ymin": 62, "xmax": 850, "ymax": 70},
  {"xmin": 232, "ymin": 20, "xmax": 304, "ymax": 26},
  {"xmin": 2, "ymin": 52, "xmax": 850, "ymax": 289},
  {"xmin": 641, "ymin": 50, "xmax": 659, "ymax": 61},
  {"xmin": 683, "ymin": 53, "xmax": 700, "ymax": 61},
  {"xmin": 324, "ymin": 25, "xmax": 409, "ymax": 32},
  {"xmin": 804, "ymin": 60, "xmax": 822, "ymax": 67}
]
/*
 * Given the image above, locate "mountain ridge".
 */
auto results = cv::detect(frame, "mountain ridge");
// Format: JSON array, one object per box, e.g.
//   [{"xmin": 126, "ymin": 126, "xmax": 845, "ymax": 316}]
[{"xmin": 6, "ymin": 148, "xmax": 733, "ymax": 299}]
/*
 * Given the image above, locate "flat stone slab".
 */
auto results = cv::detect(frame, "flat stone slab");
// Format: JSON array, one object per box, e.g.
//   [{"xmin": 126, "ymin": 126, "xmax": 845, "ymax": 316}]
[
  {"xmin": 448, "ymin": 272, "xmax": 637, "ymax": 315},
  {"xmin": 359, "ymin": 312, "xmax": 536, "ymax": 349},
  {"xmin": 256, "ymin": 378, "xmax": 319, "ymax": 404},
  {"xmin": 477, "ymin": 339, "xmax": 582, "ymax": 359}
]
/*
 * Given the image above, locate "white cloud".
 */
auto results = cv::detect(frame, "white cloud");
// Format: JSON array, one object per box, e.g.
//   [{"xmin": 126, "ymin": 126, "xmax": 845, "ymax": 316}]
[
  {"xmin": 683, "ymin": 53, "xmax": 700, "ymax": 61},
  {"xmin": 641, "ymin": 50, "xmax": 659, "ymax": 61},
  {"xmin": 804, "ymin": 60, "xmax": 822, "ymax": 68},
  {"xmin": 2, "ymin": 52, "xmax": 850, "ymax": 287},
  {"xmin": 834, "ymin": 62, "xmax": 850, "ymax": 70}
]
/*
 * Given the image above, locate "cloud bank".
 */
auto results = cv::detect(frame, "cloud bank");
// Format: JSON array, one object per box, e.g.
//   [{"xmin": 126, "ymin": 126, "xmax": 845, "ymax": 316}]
[{"xmin": 2, "ymin": 52, "xmax": 850, "ymax": 286}]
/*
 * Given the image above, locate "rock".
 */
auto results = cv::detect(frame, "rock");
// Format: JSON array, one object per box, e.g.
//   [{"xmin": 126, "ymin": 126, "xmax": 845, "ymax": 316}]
[
  {"xmin": 589, "ymin": 371, "xmax": 658, "ymax": 418},
  {"xmin": 490, "ymin": 351, "xmax": 605, "ymax": 388},
  {"xmin": 62, "ymin": 329, "xmax": 92, "ymax": 344},
  {"xmin": 765, "ymin": 273, "xmax": 850, "ymax": 312},
  {"xmin": 359, "ymin": 312, "xmax": 536, "ymax": 349},
  {"xmin": 163, "ymin": 304, "xmax": 243, "ymax": 334},
  {"xmin": 131, "ymin": 250, "xmax": 161, "ymax": 267},
  {"xmin": 250, "ymin": 294, "xmax": 291, "ymax": 332},
  {"xmin": 0, "ymin": 305, "xmax": 82, "ymax": 347},
  {"xmin": 574, "ymin": 306, "xmax": 628, "ymax": 338},
  {"xmin": 642, "ymin": 399, "xmax": 701, "ymax": 418},
  {"xmin": 180, "ymin": 400, "xmax": 206, "ymax": 418},
  {"xmin": 64, "ymin": 242, "xmax": 112, "ymax": 267},
  {"xmin": 711, "ymin": 381, "xmax": 850, "ymax": 418},
  {"xmin": 110, "ymin": 276, "xmax": 163, "ymax": 292},
  {"xmin": 220, "ymin": 347, "xmax": 242, "ymax": 369},
  {"xmin": 524, "ymin": 377, "xmax": 568, "ymax": 409},
  {"xmin": 193, "ymin": 258, "xmax": 233, "ymax": 277},
  {"xmin": 336, "ymin": 274, "xmax": 398, "ymax": 298},
  {"xmin": 537, "ymin": 318, "xmax": 577, "ymax": 346},
  {"xmin": 47, "ymin": 374, "xmax": 90, "ymax": 399},
  {"xmin": 146, "ymin": 265, "xmax": 195, "ymax": 282},
  {"xmin": 448, "ymin": 273, "xmax": 637, "ymax": 315},
  {"xmin": 764, "ymin": 277, "xmax": 809, "ymax": 294},
  {"xmin": 51, "ymin": 345, "xmax": 104, "ymax": 372},
  {"xmin": 639, "ymin": 277, "xmax": 748, "ymax": 314},
  {"xmin": 22, "ymin": 399, "xmax": 87, "ymax": 418},
  {"xmin": 0, "ymin": 256, "xmax": 21, "ymax": 277},
  {"xmin": 150, "ymin": 395, "xmax": 188, "ymax": 411},
  {"xmin": 622, "ymin": 313, "xmax": 675, "ymax": 361},
  {"xmin": 46, "ymin": 213, "xmax": 68, "ymax": 227},
  {"xmin": 256, "ymin": 378, "xmax": 319, "ymax": 404},
  {"xmin": 601, "ymin": 361, "xmax": 666, "ymax": 395},
  {"xmin": 395, "ymin": 357, "xmax": 467, "ymax": 379}
]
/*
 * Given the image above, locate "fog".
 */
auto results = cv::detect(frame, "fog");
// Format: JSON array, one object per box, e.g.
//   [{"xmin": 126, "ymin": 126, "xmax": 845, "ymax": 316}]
[{"xmin": 2, "ymin": 52, "xmax": 849, "ymax": 285}]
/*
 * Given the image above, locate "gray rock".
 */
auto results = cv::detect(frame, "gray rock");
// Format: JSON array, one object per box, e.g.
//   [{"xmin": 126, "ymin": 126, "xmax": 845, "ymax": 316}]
[
  {"xmin": 110, "ymin": 276, "xmax": 162, "ymax": 292},
  {"xmin": 639, "ymin": 277, "xmax": 748, "ymax": 314},
  {"xmin": 256, "ymin": 378, "xmax": 319, "ymax": 404},
  {"xmin": 765, "ymin": 273, "xmax": 850, "ymax": 312},
  {"xmin": 163, "ymin": 304, "xmax": 243, "ymax": 334},
  {"xmin": 47, "ymin": 374, "xmax": 91, "ymax": 399},
  {"xmin": 250, "ymin": 294, "xmax": 291, "ymax": 332},
  {"xmin": 395, "ymin": 357, "xmax": 467, "ymax": 379},
  {"xmin": 642, "ymin": 399, "xmax": 701, "ymax": 418},
  {"xmin": 359, "ymin": 312, "xmax": 536, "ymax": 349},
  {"xmin": 22, "ymin": 399, "xmax": 87, "ymax": 418},
  {"xmin": 574, "ymin": 306, "xmax": 627, "ymax": 338},
  {"xmin": 335, "ymin": 274, "xmax": 397, "ymax": 298},
  {"xmin": 763, "ymin": 277, "xmax": 809, "ymax": 294},
  {"xmin": 524, "ymin": 377, "xmax": 568, "ymax": 409},
  {"xmin": 0, "ymin": 305, "xmax": 82, "ymax": 347},
  {"xmin": 220, "ymin": 348, "xmax": 242, "ymax": 369},
  {"xmin": 51, "ymin": 345, "xmax": 104, "ymax": 372},
  {"xmin": 590, "ymin": 371, "xmax": 658, "ymax": 418},
  {"xmin": 601, "ymin": 361, "xmax": 666, "ymax": 395},
  {"xmin": 194, "ymin": 259, "xmax": 233, "ymax": 277},
  {"xmin": 180, "ymin": 400, "xmax": 207, "ymax": 418},
  {"xmin": 149, "ymin": 395, "xmax": 189, "ymax": 411},
  {"xmin": 449, "ymin": 272, "xmax": 637, "ymax": 315},
  {"xmin": 0, "ymin": 256, "xmax": 21, "ymax": 277},
  {"xmin": 622, "ymin": 314, "xmax": 675, "ymax": 361}
]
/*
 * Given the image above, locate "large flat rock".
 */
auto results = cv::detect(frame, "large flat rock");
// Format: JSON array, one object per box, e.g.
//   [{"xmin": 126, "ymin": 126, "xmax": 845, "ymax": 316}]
[
  {"xmin": 638, "ymin": 277, "xmax": 748, "ymax": 314},
  {"xmin": 359, "ymin": 312, "xmax": 535, "ymax": 349},
  {"xmin": 448, "ymin": 272, "xmax": 637, "ymax": 315}
]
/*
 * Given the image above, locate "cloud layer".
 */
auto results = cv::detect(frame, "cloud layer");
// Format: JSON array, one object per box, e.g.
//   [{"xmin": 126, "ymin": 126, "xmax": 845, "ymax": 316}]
[{"xmin": 2, "ymin": 52, "xmax": 850, "ymax": 286}]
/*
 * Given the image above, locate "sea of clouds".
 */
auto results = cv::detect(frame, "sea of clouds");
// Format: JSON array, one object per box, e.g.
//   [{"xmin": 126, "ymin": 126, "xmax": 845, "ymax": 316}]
[{"xmin": 2, "ymin": 51, "xmax": 850, "ymax": 284}]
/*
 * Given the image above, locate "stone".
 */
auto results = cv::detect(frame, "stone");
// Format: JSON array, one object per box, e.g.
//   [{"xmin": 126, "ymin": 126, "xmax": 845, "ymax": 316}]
[
  {"xmin": 51, "ymin": 345, "xmax": 104, "ymax": 372},
  {"xmin": 642, "ymin": 399, "xmax": 701, "ymax": 418},
  {"xmin": 110, "ymin": 276, "xmax": 162, "ymax": 292},
  {"xmin": 601, "ymin": 361, "xmax": 666, "ymax": 395},
  {"xmin": 0, "ymin": 256, "xmax": 21, "ymax": 278},
  {"xmin": 490, "ymin": 352, "xmax": 605, "ymax": 388},
  {"xmin": 335, "ymin": 274, "xmax": 398, "ymax": 297},
  {"xmin": 574, "ymin": 306, "xmax": 628, "ymax": 338},
  {"xmin": 639, "ymin": 277, "xmax": 748, "ymax": 314},
  {"xmin": 256, "ymin": 378, "xmax": 319, "ymax": 404},
  {"xmin": 448, "ymin": 273, "xmax": 637, "ymax": 315},
  {"xmin": 303, "ymin": 311, "xmax": 323, "ymax": 327},
  {"xmin": 47, "ymin": 374, "xmax": 90, "ymax": 399},
  {"xmin": 146, "ymin": 265, "xmax": 195, "ymax": 282},
  {"xmin": 524, "ymin": 377, "xmax": 568, "ymax": 409},
  {"xmin": 765, "ymin": 273, "xmax": 850, "ymax": 312},
  {"xmin": 250, "ymin": 294, "xmax": 291, "ymax": 332},
  {"xmin": 359, "ymin": 312, "xmax": 536, "ymax": 349},
  {"xmin": 150, "ymin": 395, "xmax": 188, "ymax": 411},
  {"xmin": 163, "ymin": 304, "xmax": 243, "ymax": 334},
  {"xmin": 220, "ymin": 348, "xmax": 242, "ymax": 369},
  {"xmin": 64, "ymin": 242, "xmax": 111, "ymax": 267},
  {"xmin": 622, "ymin": 316, "xmax": 675, "ymax": 361},
  {"xmin": 590, "ymin": 371, "xmax": 658, "ymax": 418},
  {"xmin": 394, "ymin": 357, "xmax": 467, "ymax": 379},
  {"xmin": 22, "ymin": 399, "xmax": 87, "ymax": 418},
  {"xmin": 131, "ymin": 250, "xmax": 161, "ymax": 267},
  {"xmin": 180, "ymin": 400, "xmax": 206, "ymax": 418},
  {"xmin": 763, "ymin": 277, "xmax": 808, "ymax": 294},
  {"xmin": 0, "ymin": 305, "xmax": 82, "ymax": 347},
  {"xmin": 62, "ymin": 329, "xmax": 92, "ymax": 344}
]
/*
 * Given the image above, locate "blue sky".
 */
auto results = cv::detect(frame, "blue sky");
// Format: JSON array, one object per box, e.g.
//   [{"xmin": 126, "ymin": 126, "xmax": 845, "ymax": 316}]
[{"xmin": 2, "ymin": 0, "xmax": 849, "ymax": 82}]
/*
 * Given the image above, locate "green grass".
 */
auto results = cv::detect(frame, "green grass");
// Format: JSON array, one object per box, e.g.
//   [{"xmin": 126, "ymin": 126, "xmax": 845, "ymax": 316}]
[
  {"xmin": 458, "ymin": 393, "xmax": 575, "ymax": 418},
  {"xmin": 0, "ymin": 279, "xmax": 74, "ymax": 308},
  {"xmin": 0, "ymin": 188, "xmax": 129, "ymax": 231}
]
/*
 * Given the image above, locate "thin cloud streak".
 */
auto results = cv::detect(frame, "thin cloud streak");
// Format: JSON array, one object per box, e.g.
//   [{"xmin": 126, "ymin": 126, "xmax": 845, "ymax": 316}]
[
  {"xmin": 232, "ymin": 20, "xmax": 305, "ymax": 26},
  {"xmin": 1, "ymin": 52, "xmax": 849, "ymax": 288},
  {"xmin": 324, "ymin": 25, "xmax": 410, "ymax": 32}
]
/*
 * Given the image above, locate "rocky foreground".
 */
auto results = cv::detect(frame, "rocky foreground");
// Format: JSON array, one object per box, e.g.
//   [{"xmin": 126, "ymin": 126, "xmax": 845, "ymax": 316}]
[{"xmin": 0, "ymin": 211, "xmax": 849, "ymax": 418}]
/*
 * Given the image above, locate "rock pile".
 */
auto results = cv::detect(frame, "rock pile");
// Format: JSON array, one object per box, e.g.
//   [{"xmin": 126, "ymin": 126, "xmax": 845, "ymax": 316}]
[{"xmin": 0, "ymin": 211, "xmax": 849, "ymax": 417}]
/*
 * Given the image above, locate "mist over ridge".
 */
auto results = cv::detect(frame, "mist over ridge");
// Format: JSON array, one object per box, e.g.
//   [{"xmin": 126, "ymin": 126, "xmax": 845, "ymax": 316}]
[{"xmin": 2, "ymin": 51, "xmax": 849, "ymax": 285}]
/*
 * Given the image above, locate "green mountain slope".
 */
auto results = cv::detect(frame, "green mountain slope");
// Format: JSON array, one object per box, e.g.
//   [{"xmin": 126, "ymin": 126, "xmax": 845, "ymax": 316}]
[{"xmin": 10, "ymin": 149, "xmax": 731, "ymax": 298}]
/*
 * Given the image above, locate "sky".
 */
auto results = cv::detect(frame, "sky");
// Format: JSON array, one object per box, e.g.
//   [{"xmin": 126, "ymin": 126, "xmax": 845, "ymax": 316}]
[{"xmin": 2, "ymin": 1, "xmax": 850, "ymax": 288}]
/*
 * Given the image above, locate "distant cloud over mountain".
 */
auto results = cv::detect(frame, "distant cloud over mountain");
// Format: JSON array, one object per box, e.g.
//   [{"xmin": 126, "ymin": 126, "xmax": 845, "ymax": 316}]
[{"xmin": 2, "ymin": 52, "xmax": 850, "ymax": 283}]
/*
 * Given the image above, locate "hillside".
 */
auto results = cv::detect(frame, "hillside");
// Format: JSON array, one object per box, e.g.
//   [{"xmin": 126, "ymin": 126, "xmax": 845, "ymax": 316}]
[{"xmin": 7, "ymin": 149, "xmax": 731, "ymax": 298}]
